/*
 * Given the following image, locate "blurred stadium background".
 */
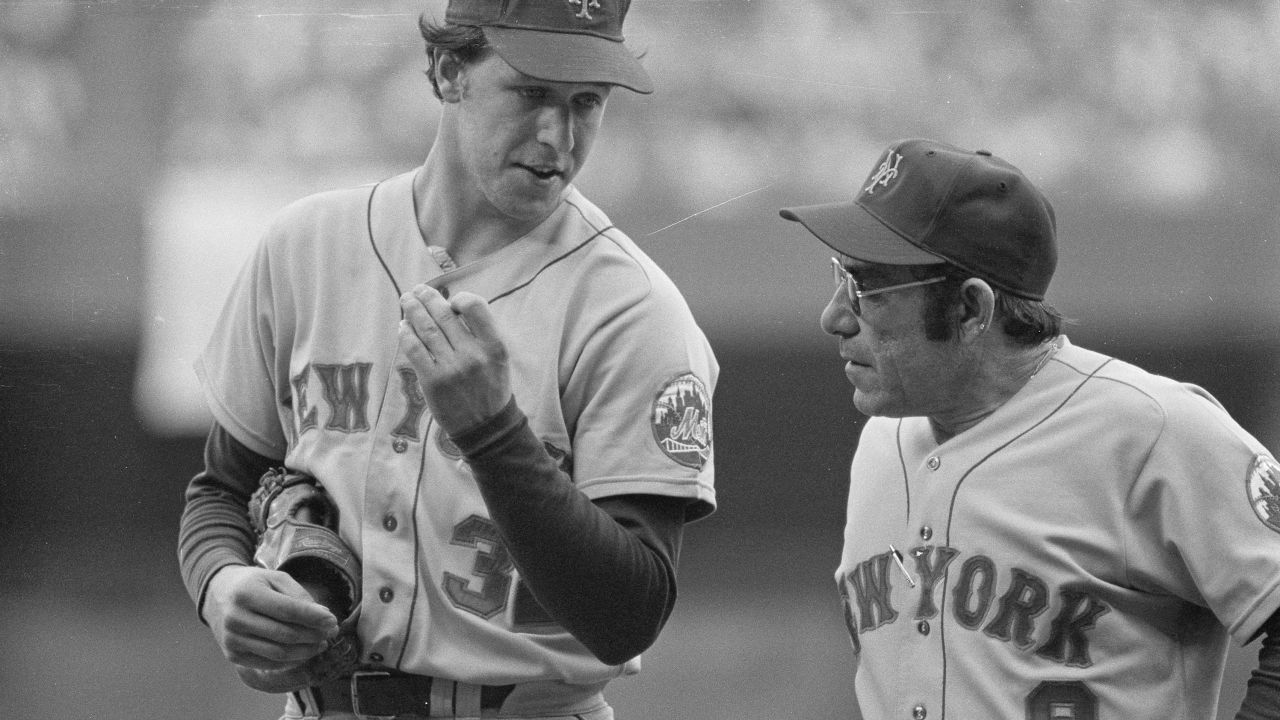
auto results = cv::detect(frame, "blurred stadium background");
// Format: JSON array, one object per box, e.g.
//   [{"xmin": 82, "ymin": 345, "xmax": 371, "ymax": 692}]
[{"xmin": 2, "ymin": 1, "xmax": 1278, "ymax": 717}]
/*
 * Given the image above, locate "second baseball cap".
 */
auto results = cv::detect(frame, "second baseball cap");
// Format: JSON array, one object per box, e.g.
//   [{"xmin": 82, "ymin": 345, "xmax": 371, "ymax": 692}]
[
  {"xmin": 779, "ymin": 138, "xmax": 1057, "ymax": 300},
  {"xmin": 446, "ymin": 0, "xmax": 653, "ymax": 94}
]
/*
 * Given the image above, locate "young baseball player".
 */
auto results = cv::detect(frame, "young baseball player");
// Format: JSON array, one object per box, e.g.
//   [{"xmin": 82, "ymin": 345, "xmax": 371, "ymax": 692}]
[
  {"xmin": 177, "ymin": 2, "xmax": 717, "ymax": 718},
  {"xmin": 780, "ymin": 138, "xmax": 1280, "ymax": 718}
]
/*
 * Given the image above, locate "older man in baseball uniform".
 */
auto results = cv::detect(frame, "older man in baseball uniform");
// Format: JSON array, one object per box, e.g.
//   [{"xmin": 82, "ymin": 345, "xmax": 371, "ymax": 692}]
[
  {"xmin": 780, "ymin": 138, "xmax": 1280, "ymax": 719},
  {"xmin": 177, "ymin": 1, "xmax": 717, "ymax": 718}
]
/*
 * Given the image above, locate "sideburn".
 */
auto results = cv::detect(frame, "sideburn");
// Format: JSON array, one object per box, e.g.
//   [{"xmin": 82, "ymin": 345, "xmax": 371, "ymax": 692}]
[{"xmin": 921, "ymin": 281, "xmax": 964, "ymax": 342}]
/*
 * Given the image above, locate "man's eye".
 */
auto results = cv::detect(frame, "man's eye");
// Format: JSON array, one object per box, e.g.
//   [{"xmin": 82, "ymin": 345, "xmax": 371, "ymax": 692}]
[
  {"xmin": 848, "ymin": 274, "xmax": 877, "ymax": 291},
  {"xmin": 575, "ymin": 95, "xmax": 602, "ymax": 109}
]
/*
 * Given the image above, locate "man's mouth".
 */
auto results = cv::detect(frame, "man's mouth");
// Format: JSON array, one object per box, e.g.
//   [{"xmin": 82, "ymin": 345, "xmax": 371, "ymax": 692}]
[{"xmin": 518, "ymin": 164, "xmax": 563, "ymax": 181}]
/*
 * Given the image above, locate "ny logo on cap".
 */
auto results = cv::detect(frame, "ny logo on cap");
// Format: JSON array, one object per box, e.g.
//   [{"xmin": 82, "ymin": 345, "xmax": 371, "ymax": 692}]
[
  {"xmin": 864, "ymin": 151, "xmax": 902, "ymax": 195},
  {"xmin": 568, "ymin": 0, "xmax": 601, "ymax": 19}
]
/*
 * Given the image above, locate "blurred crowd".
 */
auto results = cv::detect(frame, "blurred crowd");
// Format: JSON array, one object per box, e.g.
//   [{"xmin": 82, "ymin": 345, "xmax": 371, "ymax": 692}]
[{"xmin": 6, "ymin": 1, "xmax": 1278, "ymax": 218}]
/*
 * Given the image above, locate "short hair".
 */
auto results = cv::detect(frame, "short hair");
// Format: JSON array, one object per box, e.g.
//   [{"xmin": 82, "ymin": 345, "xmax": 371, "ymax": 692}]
[
  {"xmin": 907, "ymin": 264, "xmax": 1065, "ymax": 345},
  {"xmin": 418, "ymin": 17, "xmax": 489, "ymax": 100}
]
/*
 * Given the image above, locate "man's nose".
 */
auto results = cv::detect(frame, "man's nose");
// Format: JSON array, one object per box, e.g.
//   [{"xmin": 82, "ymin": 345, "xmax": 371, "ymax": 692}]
[
  {"xmin": 820, "ymin": 288, "xmax": 860, "ymax": 337},
  {"xmin": 536, "ymin": 105, "xmax": 574, "ymax": 153}
]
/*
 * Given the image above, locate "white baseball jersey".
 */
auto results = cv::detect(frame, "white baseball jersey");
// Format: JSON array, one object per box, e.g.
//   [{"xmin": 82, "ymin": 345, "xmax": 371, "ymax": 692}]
[
  {"xmin": 836, "ymin": 336, "xmax": 1280, "ymax": 719},
  {"xmin": 197, "ymin": 169, "xmax": 717, "ymax": 708}
]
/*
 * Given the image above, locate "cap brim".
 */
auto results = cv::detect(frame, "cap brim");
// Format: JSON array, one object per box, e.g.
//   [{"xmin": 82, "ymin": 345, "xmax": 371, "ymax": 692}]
[
  {"xmin": 779, "ymin": 200, "xmax": 944, "ymax": 265},
  {"xmin": 483, "ymin": 27, "xmax": 653, "ymax": 94}
]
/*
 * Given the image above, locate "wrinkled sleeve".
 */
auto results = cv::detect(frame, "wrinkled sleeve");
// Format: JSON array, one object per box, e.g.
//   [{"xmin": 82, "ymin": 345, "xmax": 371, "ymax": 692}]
[
  {"xmin": 194, "ymin": 221, "xmax": 292, "ymax": 459},
  {"xmin": 1125, "ymin": 384, "xmax": 1280, "ymax": 645},
  {"xmin": 555, "ymin": 252, "xmax": 718, "ymax": 521}
]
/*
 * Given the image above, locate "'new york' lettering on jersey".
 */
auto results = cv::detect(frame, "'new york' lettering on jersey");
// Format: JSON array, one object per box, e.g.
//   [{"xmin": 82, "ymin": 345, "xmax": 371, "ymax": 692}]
[
  {"xmin": 836, "ymin": 338, "xmax": 1280, "ymax": 720},
  {"xmin": 840, "ymin": 546, "xmax": 1109, "ymax": 666},
  {"xmin": 196, "ymin": 169, "xmax": 717, "ymax": 703}
]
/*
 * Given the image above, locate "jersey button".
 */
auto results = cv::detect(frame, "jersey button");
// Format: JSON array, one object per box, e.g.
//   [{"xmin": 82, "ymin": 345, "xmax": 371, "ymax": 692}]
[
  {"xmin": 392, "ymin": 438, "xmax": 409, "ymax": 453},
  {"xmin": 382, "ymin": 514, "xmax": 397, "ymax": 532},
  {"xmin": 926, "ymin": 456, "xmax": 940, "ymax": 470},
  {"xmin": 379, "ymin": 587, "xmax": 394, "ymax": 603},
  {"xmin": 912, "ymin": 704, "xmax": 927, "ymax": 720},
  {"xmin": 369, "ymin": 652, "xmax": 384, "ymax": 663},
  {"xmin": 920, "ymin": 526, "xmax": 933, "ymax": 541},
  {"xmin": 916, "ymin": 620, "xmax": 930, "ymax": 635}
]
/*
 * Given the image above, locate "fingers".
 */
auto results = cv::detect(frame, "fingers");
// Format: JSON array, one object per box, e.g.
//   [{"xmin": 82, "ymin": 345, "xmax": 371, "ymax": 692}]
[
  {"xmin": 226, "ymin": 628, "xmax": 331, "ymax": 670},
  {"xmin": 448, "ymin": 292, "xmax": 503, "ymax": 352},
  {"xmin": 263, "ymin": 572, "xmax": 341, "ymax": 631},
  {"xmin": 209, "ymin": 567, "xmax": 338, "ymax": 669},
  {"xmin": 400, "ymin": 285, "xmax": 504, "ymax": 345},
  {"xmin": 396, "ymin": 284, "xmax": 513, "ymax": 434},
  {"xmin": 400, "ymin": 285, "xmax": 470, "ymax": 356},
  {"xmin": 235, "ymin": 664, "xmax": 313, "ymax": 694}
]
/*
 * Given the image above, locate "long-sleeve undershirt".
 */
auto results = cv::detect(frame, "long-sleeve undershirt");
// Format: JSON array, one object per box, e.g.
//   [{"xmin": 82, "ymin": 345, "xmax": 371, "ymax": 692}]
[
  {"xmin": 1236, "ymin": 608, "xmax": 1280, "ymax": 720},
  {"xmin": 177, "ymin": 423, "xmax": 275, "ymax": 619},
  {"xmin": 177, "ymin": 415, "xmax": 686, "ymax": 665},
  {"xmin": 450, "ymin": 398, "xmax": 686, "ymax": 665}
]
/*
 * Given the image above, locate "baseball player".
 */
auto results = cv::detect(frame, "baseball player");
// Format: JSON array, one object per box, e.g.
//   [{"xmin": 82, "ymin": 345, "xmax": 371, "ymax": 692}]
[
  {"xmin": 779, "ymin": 138, "xmax": 1280, "ymax": 718},
  {"xmin": 177, "ymin": 1, "xmax": 717, "ymax": 718}
]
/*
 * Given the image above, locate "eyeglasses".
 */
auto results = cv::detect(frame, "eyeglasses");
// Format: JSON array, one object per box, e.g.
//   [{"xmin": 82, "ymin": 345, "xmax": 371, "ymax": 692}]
[{"xmin": 830, "ymin": 257, "xmax": 947, "ymax": 315}]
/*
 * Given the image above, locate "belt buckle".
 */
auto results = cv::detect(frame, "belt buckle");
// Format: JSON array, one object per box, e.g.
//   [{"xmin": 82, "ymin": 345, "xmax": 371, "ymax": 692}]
[{"xmin": 350, "ymin": 670, "xmax": 397, "ymax": 720}]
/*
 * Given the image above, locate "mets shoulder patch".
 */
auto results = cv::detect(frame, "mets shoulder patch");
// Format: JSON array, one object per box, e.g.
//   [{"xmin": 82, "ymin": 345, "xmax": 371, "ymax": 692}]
[
  {"xmin": 1247, "ymin": 454, "xmax": 1280, "ymax": 533},
  {"xmin": 651, "ymin": 373, "xmax": 712, "ymax": 470}
]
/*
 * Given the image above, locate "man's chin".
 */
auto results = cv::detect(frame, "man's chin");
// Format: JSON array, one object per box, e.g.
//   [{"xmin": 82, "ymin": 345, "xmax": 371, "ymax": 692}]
[
  {"xmin": 496, "ymin": 183, "xmax": 568, "ymax": 222},
  {"xmin": 851, "ymin": 391, "xmax": 877, "ymax": 417},
  {"xmin": 852, "ymin": 391, "xmax": 903, "ymax": 419}
]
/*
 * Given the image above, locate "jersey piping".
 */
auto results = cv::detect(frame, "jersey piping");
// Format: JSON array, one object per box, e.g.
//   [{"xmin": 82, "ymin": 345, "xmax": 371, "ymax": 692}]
[
  {"xmin": 195, "ymin": 168, "xmax": 719, "ymax": 689},
  {"xmin": 395, "ymin": 417, "xmax": 431, "ymax": 670},
  {"xmin": 362, "ymin": 178, "xmax": 618, "ymax": 312},
  {"xmin": 366, "ymin": 179, "xmax": 404, "ymax": 303},
  {"xmin": 896, "ymin": 425, "xmax": 911, "ymax": 519},
  {"xmin": 369, "ymin": 191, "xmax": 616, "ymax": 666},
  {"xmin": 923, "ymin": 352, "xmax": 1113, "ymax": 718},
  {"xmin": 488, "ymin": 224, "xmax": 614, "ymax": 304}
]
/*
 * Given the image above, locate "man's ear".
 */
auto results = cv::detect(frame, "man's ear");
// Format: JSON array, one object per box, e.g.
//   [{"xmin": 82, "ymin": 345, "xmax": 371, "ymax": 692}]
[
  {"xmin": 434, "ymin": 49, "xmax": 466, "ymax": 103},
  {"xmin": 958, "ymin": 277, "xmax": 996, "ymax": 340}
]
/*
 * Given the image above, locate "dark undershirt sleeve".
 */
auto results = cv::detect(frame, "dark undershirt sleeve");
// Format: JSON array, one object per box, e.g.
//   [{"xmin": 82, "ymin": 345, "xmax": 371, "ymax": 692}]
[
  {"xmin": 177, "ymin": 422, "xmax": 280, "ymax": 622},
  {"xmin": 452, "ymin": 398, "xmax": 687, "ymax": 666},
  {"xmin": 182, "ymin": 404, "xmax": 686, "ymax": 665},
  {"xmin": 1236, "ymin": 607, "xmax": 1280, "ymax": 720}
]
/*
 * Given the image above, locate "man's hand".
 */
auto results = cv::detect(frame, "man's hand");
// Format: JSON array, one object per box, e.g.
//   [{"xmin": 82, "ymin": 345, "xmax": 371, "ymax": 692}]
[
  {"xmin": 399, "ymin": 284, "xmax": 514, "ymax": 436},
  {"xmin": 203, "ymin": 564, "xmax": 338, "ymax": 673}
]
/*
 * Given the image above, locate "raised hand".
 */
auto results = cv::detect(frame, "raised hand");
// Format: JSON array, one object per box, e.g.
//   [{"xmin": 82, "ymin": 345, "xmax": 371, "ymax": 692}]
[{"xmin": 398, "ymin": 284, "xmax": 514, "ymax": 437}]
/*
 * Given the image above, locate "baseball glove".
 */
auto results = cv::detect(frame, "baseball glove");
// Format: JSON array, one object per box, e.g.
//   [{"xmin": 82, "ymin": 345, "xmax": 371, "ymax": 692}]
[{"xmin": 240, "ymin": 467, "xmax": 362, "ymax": 692}]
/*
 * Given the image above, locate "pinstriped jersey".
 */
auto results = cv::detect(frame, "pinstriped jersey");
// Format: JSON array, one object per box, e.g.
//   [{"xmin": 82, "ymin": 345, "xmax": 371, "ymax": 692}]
[
  {"xmin": 196, "ymin": 169, "xmax": 717, "ymax": 700},
  {"xmin": 836, "ymin": 337, "xmax": 1280, "ymax": 719}
]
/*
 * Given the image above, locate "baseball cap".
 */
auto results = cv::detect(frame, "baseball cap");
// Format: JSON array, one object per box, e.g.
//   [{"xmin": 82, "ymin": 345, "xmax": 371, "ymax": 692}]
[
  {"xmin": 445, "ymin": 0, "xmax": 653, "ymax": 94},
  {"xmin": 779, "ymin": 138, "xmax": 1057, "ymax": 300}
]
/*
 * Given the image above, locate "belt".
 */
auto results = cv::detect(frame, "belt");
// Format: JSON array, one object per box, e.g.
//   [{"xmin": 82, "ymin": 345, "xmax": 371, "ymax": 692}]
[{"xmin": 308, "ymin": 671, "xmax": 515, "ymax": 718}]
